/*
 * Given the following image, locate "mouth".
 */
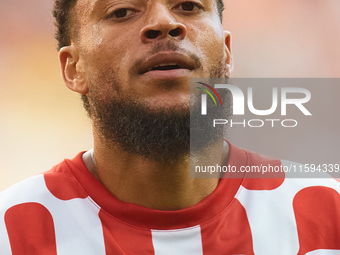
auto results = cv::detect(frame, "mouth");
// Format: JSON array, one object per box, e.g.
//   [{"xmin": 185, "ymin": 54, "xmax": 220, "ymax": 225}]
[
  {"xmin": 150, "ymin": 63, "xmax": 182, "ymax": 71},
  {"xmin": 138, "ymin": 52, "xmax": 197, "ymax": 75}
]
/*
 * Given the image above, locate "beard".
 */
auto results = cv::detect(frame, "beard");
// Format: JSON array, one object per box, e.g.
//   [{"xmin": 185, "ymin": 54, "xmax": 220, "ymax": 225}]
[
  {"xmin": 83, "ymin": 44, "xmax": 230, "ymax": 163},
  {"xmin": 85, "ymin": 94, "xmax": 191, "ymax": 163}
]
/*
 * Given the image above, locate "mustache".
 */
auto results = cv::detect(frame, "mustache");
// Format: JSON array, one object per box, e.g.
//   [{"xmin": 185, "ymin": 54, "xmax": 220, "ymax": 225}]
[{"xmin": 130, "ymin": 41, "xmax": 202, "ymax": 75}]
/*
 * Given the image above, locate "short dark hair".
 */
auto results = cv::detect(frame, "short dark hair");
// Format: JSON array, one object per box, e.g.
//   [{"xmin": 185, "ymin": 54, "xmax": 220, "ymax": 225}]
[
  {"xmin": 53, "ymin": 0, "xmax": 78, "ymax": 50},
  {"xmin": 53, "ymin": 0, "xmax": 225, "ymax": 50}
]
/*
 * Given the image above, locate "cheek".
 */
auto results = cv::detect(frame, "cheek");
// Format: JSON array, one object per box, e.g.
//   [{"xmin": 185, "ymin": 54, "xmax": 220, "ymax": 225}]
[
  {"xmin": 99, "ymin": 33, "xmax": 136, "ymax": 75},
  {"xmin": 84, "ymin": 23, "xmax": 130, "ymax": 67},
  {"xmin": 200, "ymin": 20, "xmax": 225, "ymax": 58},
  {"xmin": 189, "ymin": 23, "xmax": 226, "ymax": 69},
  {"xmin": 91, "ymin": 22, "xmax": 104, "ymax": 46}
]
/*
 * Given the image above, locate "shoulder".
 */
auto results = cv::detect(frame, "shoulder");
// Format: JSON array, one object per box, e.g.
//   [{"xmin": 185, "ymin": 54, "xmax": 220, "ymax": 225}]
[
  {"xmin": 231, "ymin": 151, "xmax": 340, "ymax": 254},
  {"xmin": 0, "ymin": 152, "xmax": 89, "ymax": 214},
  {"xmin": 230, "ymin": 144, "xmax": 340, "ymax": 225},
  {"xmin": 0, "ymin": 152, "xmax": 106, "ymax": 254}
]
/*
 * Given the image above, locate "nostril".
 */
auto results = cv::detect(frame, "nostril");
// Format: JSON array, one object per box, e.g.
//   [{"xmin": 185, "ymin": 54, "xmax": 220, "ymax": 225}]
[
  {"xmin": 169, "ymin": 27, "xmax": 181, "ymax": 37},
  {"xmin": 146, "ymin": 30, "xmax": 161, "ymax": 39}
]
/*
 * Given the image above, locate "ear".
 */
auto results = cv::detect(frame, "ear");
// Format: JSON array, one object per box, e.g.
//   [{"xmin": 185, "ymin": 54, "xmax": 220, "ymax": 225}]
[
  {"xmin": 223, "ymin": 31, "xmax": 233, "ymax": 77},
  {"xmin": 59, "ymin": 45, "xmax": 88, "ymax": 95}
]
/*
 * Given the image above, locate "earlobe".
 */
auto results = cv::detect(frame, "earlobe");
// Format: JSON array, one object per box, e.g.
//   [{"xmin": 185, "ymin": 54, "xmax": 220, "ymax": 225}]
[
  {"xmin": 223, "ymin": 31, "xmax": 233, "ymax": 77},
  {"xmin": 59, "ymin": 45, "xmax": 88, "ymax": 95}
]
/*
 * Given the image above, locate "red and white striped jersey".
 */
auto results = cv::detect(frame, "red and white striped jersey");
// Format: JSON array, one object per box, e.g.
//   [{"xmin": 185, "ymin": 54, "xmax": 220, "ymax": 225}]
[{"xmin": 1, "ymin": 143, "xmax": 340, "ymax": 254}]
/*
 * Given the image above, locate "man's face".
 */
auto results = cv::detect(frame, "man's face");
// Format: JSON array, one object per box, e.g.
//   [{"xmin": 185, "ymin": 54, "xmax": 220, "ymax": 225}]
[
  {"xmin": 66, "ymin": 0, "xmax": 230, "ymax": 162},
  {"xmin": 75, "ymin": 0, "xmax": 229, "ymax": 110}
]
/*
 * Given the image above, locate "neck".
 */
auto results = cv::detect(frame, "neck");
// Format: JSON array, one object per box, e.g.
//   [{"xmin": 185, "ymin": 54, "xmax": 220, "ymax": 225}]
[{"xmin": 83, "ymin": 134, "xmax": 229, "ymax": 211}]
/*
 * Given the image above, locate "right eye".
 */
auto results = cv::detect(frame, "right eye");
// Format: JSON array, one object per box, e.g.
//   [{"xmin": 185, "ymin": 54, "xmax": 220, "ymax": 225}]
[{"xmin": 107, "ymin": 8, "xmax": 134, "ymax": 19}]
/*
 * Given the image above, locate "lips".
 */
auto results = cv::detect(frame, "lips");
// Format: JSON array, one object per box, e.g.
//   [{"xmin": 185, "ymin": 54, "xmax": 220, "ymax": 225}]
[{"xmin": 138, "ymin": 52, "xmax": 197, "ymax": 75}]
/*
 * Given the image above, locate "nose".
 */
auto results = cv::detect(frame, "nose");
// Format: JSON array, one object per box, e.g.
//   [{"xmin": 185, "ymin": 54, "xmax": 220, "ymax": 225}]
[{"xmin": 140, "ymin": 3, "xmax": 187, "ymax": 43}]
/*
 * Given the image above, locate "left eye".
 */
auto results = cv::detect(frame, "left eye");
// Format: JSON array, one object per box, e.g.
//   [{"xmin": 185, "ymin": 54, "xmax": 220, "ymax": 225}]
[{"xmin": 179, "ymin": 2, "xmax": 202, "ymax": 11}]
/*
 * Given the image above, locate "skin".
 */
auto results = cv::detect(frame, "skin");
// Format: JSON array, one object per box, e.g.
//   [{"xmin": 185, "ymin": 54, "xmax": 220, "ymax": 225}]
[{"xmin": 59, "ymin": 0, "xmax": 233, "ymax": 210}]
